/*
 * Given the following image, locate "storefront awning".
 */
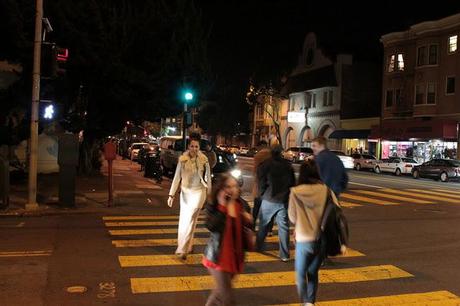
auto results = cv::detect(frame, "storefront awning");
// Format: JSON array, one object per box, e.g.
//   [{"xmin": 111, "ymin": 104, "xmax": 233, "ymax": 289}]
[
  {"xmin": 328, "ymin": 129, "xmax": 371, "ymax": 139},
  {"xmin": 370, "ymin": 119, "xmax": 458, "ymax": 141}
]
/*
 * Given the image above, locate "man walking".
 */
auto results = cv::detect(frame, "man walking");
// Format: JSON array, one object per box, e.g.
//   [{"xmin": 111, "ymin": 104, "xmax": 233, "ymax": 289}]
[
  {"xmin": 311, "ymin": 136, "xmax": 348, "ymax": 197},
  {"xmin": 252, "ymin": 140, "xmax": 271, "ymax": 220},
  {"xmin": 256, "ymin": 145, "xmax": 295, "ymax": 261}
]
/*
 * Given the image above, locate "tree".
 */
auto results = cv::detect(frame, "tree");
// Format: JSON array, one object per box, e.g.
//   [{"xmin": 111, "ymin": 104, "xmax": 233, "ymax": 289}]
[{"xmin": 246, "ymin": 80, "xmax": 284, "ymax": 147}]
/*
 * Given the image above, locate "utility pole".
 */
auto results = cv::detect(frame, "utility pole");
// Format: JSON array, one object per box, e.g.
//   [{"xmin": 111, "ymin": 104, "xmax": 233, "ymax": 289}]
[{"xmin": 26, "ymin": 0, "xmax": 43, "ymax": 210}]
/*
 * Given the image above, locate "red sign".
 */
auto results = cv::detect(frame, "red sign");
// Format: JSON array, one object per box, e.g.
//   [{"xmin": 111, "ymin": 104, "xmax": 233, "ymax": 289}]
[{"xmin": 103, "ymin": 142, "xmax": 117, "ymax": 160}]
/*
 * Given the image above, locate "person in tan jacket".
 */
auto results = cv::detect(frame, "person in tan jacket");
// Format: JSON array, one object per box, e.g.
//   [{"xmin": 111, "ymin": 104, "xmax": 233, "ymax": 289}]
[
  {"xmin": 288, "ymin": 159, "xmax": 340, "ymax": 306},
  {"xmin": 252, "ymin": 140, "xmax": 271, "ymax": 220}
]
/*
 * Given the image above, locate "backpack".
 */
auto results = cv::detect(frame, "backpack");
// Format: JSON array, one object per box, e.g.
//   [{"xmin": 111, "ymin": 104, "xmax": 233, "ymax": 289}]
[{"xmin": 319, "ymin": 189, "xmax": 349, "ymax": 257}]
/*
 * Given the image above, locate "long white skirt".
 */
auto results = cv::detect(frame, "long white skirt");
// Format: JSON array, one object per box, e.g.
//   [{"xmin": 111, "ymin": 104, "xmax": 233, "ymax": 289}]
[{"xmin": 176, "ymin": 186, "xmax": 207, "ymax": 254}]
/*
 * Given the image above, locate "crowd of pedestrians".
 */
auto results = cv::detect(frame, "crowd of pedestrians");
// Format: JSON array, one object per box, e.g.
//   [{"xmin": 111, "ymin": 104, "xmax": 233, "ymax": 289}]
[{"xmin": 167, "ymin": 134, "xmax": 348, "ymax": 306}]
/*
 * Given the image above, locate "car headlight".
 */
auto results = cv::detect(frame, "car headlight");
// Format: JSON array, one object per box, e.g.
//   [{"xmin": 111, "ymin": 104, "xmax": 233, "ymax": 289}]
[{"xmin": 231, "ymin": 169, "xmax": 242, "ymax": 178}]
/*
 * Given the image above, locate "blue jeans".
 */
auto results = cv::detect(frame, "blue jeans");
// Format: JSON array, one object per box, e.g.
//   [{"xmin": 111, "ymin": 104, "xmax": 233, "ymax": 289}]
[
  {"xmin": 295, "ymin": 239, "xmax": 325, "ymax": 304},
  {"xmin": 256, "ymin": 200, "xmax": 290, "ymax": 259}
]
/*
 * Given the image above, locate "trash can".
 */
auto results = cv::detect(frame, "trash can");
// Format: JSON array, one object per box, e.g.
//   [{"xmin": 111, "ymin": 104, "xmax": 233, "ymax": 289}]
[
  {"xmin": 144, "ymin": 152, "xmax": 162, "ymax": 181},
  {"xmin": 0, "ymin": 156, "xmax": 9, "ymax": 208}
]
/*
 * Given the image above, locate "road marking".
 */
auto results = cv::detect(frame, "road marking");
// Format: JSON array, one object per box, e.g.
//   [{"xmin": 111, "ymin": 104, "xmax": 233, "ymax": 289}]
[
  {"xmin": 0, "ymin": 250, "xmax": 52, "ymax": 257},
  {"xmin": 352, "ymin": 190, "xmax": 433, "ymax": 204},
  {"xmin": 269, "ymin": 290, "xmax": 460, "ymax": 306},
  {"xmin": 104, "ymin": 220, "xmax": 205, "ymax": 227},
  {"xmin": 341, "ymin": 193, "xmax": 399, "ymax": 206},
  {"xmin": 97, "ymin": 282, "xmax": 116, "ymax": 299},
  {"xmin": 109, "ymin": 228, "xmax": 208, "ymax": 235},
  {"xmin": 407, "ymin": 189, "xmax": 460, "ymax": 200},
  {"xmin": 381, "ymin": 189, "xmax": 459, "ymax": 204},
  {"xmin": 103, "ymin": 215, "xmax": 204, "ymax": 221},
  {"xmin": 434, "ymin": 188, "xmax": 460, "ymax": 195},
  {"xmin": 348, "ymin": 181, "xmax": 385, "ymax": 189},
  {"xmin": 130, "ymin": 265, "xmax": 412, "ymax": 293},
  {"xmin": 119, "ymin": 249, "xmax": 365, "ymax": 267},
  {"xmin": 340, "ymin": 201, "xmax": 363, "ymax": 208},
  {"xmin": 113, "ymin": 236, "xmax": 280, "ymax": 248}
]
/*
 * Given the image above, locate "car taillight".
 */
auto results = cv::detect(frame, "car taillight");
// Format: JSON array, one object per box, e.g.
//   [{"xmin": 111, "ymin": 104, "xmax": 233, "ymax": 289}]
[{"xmin": 405, "ymin": 164, "xmax": 413, "ymax": 168}]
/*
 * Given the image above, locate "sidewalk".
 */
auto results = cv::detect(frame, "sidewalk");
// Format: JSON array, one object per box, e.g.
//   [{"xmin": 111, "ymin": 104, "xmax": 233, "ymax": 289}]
[{"xmin": 1, "ymin": 156, "xmax": 171, "ymax": 217}]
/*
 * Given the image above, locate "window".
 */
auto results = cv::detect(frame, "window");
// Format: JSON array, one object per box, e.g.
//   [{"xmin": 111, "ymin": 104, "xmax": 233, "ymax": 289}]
[
  {"xmin": 428, "ymin": 45, "xmax": 438, "ymax": 65},
  {"xmin": 328, "ymin": 90, "xmax": 333, "ymax": 106},
  {"xmin": 311, "ymin": 93, "xmax": 316, "ymax": 108},
  {"xmin": 305, "ymin": 93, "xmax": 312, "ymax": 109},
  {"xmin": 306, "ymin": 48, "xmax": 314, "ymax": 66},
  {"xmin": 395, "ymin": 89, "xmax": 402, "ymax": 105},
  {"xmin": 417, "ymin": 46, "xmax": 426, "ymax": 66},
  {"xmin": 388, "ymin": 54, "xmax": 395, "ymax": 72},
  {"xmin": 323, "ymin": 91, "xmax": 327, "ymax": 106},
  {"xmin": 427, "ymin": 82, "xmax": 436, "ymax": 104},
  {"xmin": 449, "ymin": 35, "xmax": 457, "ymax": 53},
  {"xmin": 446, "ymin": 76, "xmax": 456, "ymax": 94},
  {"xmin": 385, "ymin": 89, "xmax": 393, "ymax": 107},
  {"xmin": 415, "ymin": 84, "xmax": 424, "ymax": 105},
  {"xmin": 397, "ymin": 53, "xmax": 405, "ymax": 71}
]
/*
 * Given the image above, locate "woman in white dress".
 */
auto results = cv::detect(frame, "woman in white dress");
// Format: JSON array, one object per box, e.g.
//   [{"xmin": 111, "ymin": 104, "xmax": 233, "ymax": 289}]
[{"xmin": 168, "ymin": 134, "xmax": 212, "ymax": 259}]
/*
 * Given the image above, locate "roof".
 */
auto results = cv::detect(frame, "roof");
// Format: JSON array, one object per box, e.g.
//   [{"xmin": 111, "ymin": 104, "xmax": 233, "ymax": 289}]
[{"xmin": 281, "ymin": 65, "xmax": 337, "ymax": 96}]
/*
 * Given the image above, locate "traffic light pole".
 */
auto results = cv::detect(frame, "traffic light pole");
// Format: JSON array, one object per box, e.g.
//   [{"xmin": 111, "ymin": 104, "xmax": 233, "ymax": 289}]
[
  {"xmin": 182, "ymin": 102, "xmax": 187, "ymax": 152},
  {"xmin": 26, "ymin": 0, "xmax": 43, "ymax": 210}
]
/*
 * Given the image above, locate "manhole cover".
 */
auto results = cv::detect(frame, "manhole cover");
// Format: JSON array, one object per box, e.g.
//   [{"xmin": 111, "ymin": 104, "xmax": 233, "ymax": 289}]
[{"xmin": 66, "ymin": 286, "xmax": 87, "ymax": 294}]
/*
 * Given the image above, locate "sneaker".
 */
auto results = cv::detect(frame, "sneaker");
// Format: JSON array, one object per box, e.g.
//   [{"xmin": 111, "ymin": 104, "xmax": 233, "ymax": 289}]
[
  {"xmin": 267, "ymin": 231, "xmax": 273, "ymax": 237},
  {"xmin": 176, "ymin": 253, "xmax": 187, "ymax": 260},
  {"xmin": 280, "ymin": 257, "xmax": 290, "ymax": 262}
]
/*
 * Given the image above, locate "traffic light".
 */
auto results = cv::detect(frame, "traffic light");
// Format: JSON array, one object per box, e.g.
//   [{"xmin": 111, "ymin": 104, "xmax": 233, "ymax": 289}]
[{"xmin": 41, "ymin": 44, "xmax": 69, "ymax": 79}]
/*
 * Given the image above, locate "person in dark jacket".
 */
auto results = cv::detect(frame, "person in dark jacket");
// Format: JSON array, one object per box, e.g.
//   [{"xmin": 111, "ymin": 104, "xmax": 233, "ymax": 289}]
[
  {"xmin": 311, "ymin": 136, "xmax": 348, "ymax": 197},
  {"xmin": 202, "ymin": 173, "xmax": 253, "ymax": 306},
  {"xmin": 256, "ymin": 145, "xmax": 295, "ymax": 261}
]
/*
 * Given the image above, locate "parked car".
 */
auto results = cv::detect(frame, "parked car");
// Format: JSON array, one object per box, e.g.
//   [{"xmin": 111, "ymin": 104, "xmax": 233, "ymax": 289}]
[
  {"xmin": 226, "ymin": 145, "xmax": 241, "ymax": 154},
  {"xmin": 246, "ymin": 147, "xmax": 259, "ymax": 157},
  {"xmin": 374, "ymin": 157, "xmax": 420, "ymax": 176},
  {"xmin": 330, "ymin": 150, "xmax": 355, "ymax": 169},
  {"xmin": 159, "ymin": 136, "xmax": 211, "ymax": 173},
  {"xmin": 239, "ymin": 147, "xmax": 249, "ymax": 156},
  {"xmin": 351, "ymin": 153, "xmax": 377, "ymax": 171},
  {"xmin": 283, "ymin": 147, "xmax": 313, "ymax": 163},
  {"xmin": 128, "ymin": 142, "xmax": 149, "ymax": 160},
  {"xmin": 412, "ymin": 159, "xmax": 460, "ymax": 182},
  {"xmin": 213, "ymin": 150, "xmax": 243, "ymax": 186}
]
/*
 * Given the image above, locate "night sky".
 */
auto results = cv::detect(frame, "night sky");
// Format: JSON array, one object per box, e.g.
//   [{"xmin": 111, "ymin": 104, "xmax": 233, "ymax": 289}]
[{"xmin": 198, "ymin": 0, "xmax": 460, "ymax": 125}]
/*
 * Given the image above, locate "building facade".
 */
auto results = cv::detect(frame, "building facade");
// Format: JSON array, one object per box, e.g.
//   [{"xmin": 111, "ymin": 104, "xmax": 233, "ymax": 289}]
[
  {"xmin": 281, "ymin": 33, "xmax": 381, "ymax": 154},
  {"xmin": 372, "ymin": 13, "xmax": 460, "ymax": 162}
]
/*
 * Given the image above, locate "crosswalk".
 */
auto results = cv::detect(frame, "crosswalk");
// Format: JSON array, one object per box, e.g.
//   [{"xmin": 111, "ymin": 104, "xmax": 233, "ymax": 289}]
[{"xmin": 103, "ymin": 192, "xmax": 460, "ymax": 305}]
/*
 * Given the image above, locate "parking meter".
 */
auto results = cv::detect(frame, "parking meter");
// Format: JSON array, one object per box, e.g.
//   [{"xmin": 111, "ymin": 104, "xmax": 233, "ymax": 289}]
[{"xmin": 58, "ymin": 134, "xmax": 79, "ymax": 207}]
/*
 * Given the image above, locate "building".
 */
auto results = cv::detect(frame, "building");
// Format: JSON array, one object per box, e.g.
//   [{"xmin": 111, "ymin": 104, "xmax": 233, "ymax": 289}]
[
  {"xmin": 281, "ymin": 33, "xmax": 381, "ymax": 154},
  {"xmin": 371, "ymin": 13, "xmax": 460, "ymax": 161}
]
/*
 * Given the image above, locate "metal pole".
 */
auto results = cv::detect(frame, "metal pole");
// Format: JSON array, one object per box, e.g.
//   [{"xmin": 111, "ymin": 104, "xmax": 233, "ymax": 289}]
[
  {"xmin": 182, "ymin": 103, "xmax": 187, "ymax": 152},
  {"xmin": 251, "ymin": 104, "xmax": 257, "ymax": 147},
  {"xmin": 26, "ymin": 0, "xmax": 43, "ymax": 210}
]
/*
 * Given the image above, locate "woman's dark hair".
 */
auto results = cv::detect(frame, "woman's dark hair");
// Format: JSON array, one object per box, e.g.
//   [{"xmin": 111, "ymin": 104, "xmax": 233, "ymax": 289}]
[
  {"xmin": 209, "ymin": 173, "xmax": 238, "ymax": 206},
  {"xmin": 189, "ymin": 132, "xmax": 201, "ymax": 142},
  {"xmin": 298, "ymin": 159, "xmax": 322, "ymax": 185}
]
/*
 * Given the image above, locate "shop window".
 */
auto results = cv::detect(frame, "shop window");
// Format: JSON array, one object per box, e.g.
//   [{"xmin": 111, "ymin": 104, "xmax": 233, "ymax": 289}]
[
  {"xmin": 417, "ymin": 46, "xmax": 426, "ymax": 66},
  {"xmin": 449, "ymin": 35, "xmax": 457, "ymax": 53},
  {"xmin": 428, "ymin": 45, "xmax": 438, "ymax": 65},
  {"xmin": 397, "ymin": 53, "xmax": 405, "ymax": 71},
  {"xmin": 388, "ymin": 54, "xmax": 395, "ymax": 72},
  {"xmin": 446, "ymin": 76, "xmax": 456, "ymax": 94},
  {"xmin": 415, "ymin": 84, "xmax": 424, "ymax": 105},
  {"xmin": 427, "ymin": 82, "xmax": 436, "ymax": 104},
  {"xmin": 385, "ymin": 89, "xmax": 393, "ymax": 107}
]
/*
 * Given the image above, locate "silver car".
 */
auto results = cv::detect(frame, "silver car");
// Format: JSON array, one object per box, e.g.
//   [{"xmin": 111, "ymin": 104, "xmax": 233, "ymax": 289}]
[{"xmin": 351, "ymin": 153, "xmax": 377, "ymax": 171}]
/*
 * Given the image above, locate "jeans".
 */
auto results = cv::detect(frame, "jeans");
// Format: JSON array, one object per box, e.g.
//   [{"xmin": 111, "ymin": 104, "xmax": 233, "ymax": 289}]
[
  {"xmin": 256, "ymin": 200, "xmax": 290, "ymax": 259},
  {"xmin": 253, "ymin": 197, "xmax": 274, "ymax": 232},
  {"xmin": 295, "ymin": 239, "xmax": 325, "ymax": 304}
]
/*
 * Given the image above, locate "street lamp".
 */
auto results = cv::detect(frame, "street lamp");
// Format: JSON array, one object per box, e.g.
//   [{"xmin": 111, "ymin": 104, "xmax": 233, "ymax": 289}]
[{"xmin": 182, "ymin": 90, "xmax": 194, "ymax": 150}]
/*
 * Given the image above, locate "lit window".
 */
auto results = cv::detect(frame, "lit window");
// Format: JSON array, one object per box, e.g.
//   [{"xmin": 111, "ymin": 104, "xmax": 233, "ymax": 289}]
[
  {"xmin": 427, "ymin": 82, "xmax": 436, "ymax": 104},
  {"xmin": 388, "ymin": 55, "xmax": 395, "ymax": 72},
  {"xmin": 397, "ymin": 53, "xmax": 404, "ymax": 71},
  {"xmin": 415, "ymin": 84, "xmax": 424, "ymax": 105},
  {"xmin": 449, "ymin": 35, "xmax": 457, "ymax": 53}
]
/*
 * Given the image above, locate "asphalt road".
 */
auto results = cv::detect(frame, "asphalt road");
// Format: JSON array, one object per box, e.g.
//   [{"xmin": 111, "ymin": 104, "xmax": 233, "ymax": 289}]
[{"xmin": 1, "ymin": 157, "xmax": 460, "ymax": 305}]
